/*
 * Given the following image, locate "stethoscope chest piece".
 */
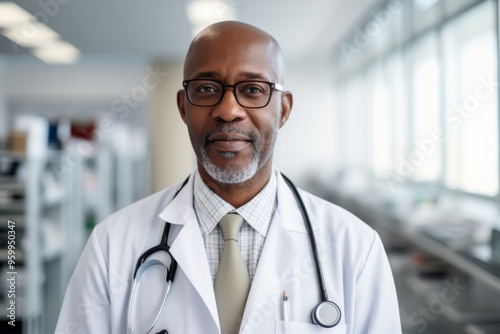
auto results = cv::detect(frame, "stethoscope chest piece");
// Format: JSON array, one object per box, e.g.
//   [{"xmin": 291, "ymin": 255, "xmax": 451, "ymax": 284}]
[{"xmin": 312, "ymin": 301, "xmax": 342, "ymax": 328}]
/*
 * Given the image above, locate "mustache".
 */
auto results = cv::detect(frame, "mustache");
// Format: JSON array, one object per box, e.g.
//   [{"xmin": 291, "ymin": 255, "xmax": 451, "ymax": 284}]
[{"xmin": 202, "ymin": 124, "xmax": 257, "ymax": 145}]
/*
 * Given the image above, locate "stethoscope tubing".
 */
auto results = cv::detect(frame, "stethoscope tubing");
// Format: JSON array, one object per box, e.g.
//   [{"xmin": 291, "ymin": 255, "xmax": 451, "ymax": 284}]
[
  {"xmin": 128, "ymin": 258, "xmax": 173, "ymax": 334},
  {"xmin": 281, "ymin": 174, "xmax": 329, "ymax": 302}
]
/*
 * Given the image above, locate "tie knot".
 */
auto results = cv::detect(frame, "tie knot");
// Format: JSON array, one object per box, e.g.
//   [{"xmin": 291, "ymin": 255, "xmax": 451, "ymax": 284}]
[{"xmin": 219, "ymin": 213, "xmax": 244, "ymax": 241}]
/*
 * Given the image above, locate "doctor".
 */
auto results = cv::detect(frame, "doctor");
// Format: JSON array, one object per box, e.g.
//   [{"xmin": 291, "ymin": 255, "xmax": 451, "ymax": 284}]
[{"xmin": 55, "ymin": 21, "xmax": 401, "ymax": 334}]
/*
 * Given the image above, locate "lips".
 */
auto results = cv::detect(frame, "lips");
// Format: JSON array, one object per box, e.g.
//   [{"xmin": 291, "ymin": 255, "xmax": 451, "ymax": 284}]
[{"xmin": 207, "ymin": 132, "xmax": 252, "ymax": 152}]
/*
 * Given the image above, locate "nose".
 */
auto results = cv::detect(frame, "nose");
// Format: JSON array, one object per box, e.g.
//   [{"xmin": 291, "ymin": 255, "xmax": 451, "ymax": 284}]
[{"xmin": 211, "ymin": 87, "xmax": 246, "ymax": 122}]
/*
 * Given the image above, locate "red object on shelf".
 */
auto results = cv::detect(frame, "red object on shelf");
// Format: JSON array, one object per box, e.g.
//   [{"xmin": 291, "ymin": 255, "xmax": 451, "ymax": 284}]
[{"xmin": 70, "ymin": 121, "xmax": 96, "ymax": 141}]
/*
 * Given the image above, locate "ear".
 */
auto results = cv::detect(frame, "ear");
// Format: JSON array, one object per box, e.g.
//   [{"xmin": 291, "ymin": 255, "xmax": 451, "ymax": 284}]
[
  {"xmin": 177, "ymin": 89, "xmax": 187, "ymax": 124},
  {"xmin": 278, "ymin": 91, "xmax": 293, "ymax": 128}
]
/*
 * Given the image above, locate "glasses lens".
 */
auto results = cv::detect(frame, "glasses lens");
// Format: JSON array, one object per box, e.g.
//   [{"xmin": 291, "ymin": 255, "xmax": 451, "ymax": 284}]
[
  {"xmin": 236, "ymin": 81, "xmax": 272, "ymax": 108},
  {"xmin": 186, "ymin": 80, "xmax": 273, "ymax": 108},
  {"xmin": 187, "ymin": 80, "xmax": 223, "ymax": 106}
]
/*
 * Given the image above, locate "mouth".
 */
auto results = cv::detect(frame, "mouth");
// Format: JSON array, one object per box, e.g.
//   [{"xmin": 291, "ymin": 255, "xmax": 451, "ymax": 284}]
[{"xmin": 207, "ymin": 132, "xmax": 252, "ymax": 152}]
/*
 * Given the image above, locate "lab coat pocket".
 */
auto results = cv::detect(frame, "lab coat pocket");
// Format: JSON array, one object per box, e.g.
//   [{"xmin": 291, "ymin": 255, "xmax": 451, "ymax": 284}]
[{"xmin": 275, "ymin": 320, "xmax": 347, "ymax": 333}]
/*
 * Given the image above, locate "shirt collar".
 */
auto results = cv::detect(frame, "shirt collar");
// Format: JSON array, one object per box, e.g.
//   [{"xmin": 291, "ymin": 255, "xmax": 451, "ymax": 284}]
[{"xmin": 193, "ymin": 170, "xmax": 277, "ymax": 237}]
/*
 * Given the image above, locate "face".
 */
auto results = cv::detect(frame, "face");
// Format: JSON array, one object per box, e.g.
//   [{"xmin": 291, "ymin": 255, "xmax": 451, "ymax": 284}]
[{"xmin": 178, "ymin": 27, "xmax": 292, "ymax": 185}]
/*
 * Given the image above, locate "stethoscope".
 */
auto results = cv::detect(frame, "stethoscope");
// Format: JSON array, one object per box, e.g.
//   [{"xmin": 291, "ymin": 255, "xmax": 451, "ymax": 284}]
[{"xmin": 127, "ymin": 174, "xmax": 341, "ymax": 334}]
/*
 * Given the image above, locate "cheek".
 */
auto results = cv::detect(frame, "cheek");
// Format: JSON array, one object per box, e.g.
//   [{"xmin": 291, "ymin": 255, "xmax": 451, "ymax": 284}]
[
  {"xmin": 185, "ymin": 113, "xmax": 208, "ymax": 142},
  {"xmin": 255, "ymin": 115, "xmax": 280, "ymax": 149}
]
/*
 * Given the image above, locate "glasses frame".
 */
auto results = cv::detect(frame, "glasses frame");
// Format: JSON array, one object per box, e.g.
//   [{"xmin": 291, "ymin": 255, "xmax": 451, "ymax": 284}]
[{"xmin": 182, "ymin": 79, "xmax": 284, "ymax": 109}]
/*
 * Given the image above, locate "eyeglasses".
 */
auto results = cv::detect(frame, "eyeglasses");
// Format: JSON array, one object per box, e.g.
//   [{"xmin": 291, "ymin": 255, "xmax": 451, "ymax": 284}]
[{"xmin": 182, "ymin": 79, "xmax": 284, "ymax": 109}]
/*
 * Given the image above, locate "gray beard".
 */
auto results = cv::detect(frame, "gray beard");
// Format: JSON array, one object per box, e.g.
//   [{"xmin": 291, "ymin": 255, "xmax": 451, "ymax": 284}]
[{"xmin": 199, "ymin": 142, "xmax": 259, "ymax": 184}]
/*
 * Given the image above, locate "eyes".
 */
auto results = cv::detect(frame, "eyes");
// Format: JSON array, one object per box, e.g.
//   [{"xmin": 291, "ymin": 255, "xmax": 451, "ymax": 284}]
[
  {"xmin": 193, "ymin": 81, "xmax": 269, "ymax": 96},
  {"xmin": 184, "ymin": 79, "xmax": 278, "ymax": 108},
  {"xmin": 243, "ymin": 85, "xmax": 266, "ymax": 95},
  {"xmin": 196, "ymin": 84, "xmax": 218, "ymax": 94}
]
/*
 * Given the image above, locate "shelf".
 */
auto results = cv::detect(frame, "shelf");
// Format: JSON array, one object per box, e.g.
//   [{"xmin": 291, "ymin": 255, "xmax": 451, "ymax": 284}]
[
  {"xmin": 0, "ymin": 215, "xmax": 25, "ymax": 226},
  {"xmin": 0, "ymin": 178, "xmax": 24, "ymax": 191},
  {"xmin": 0, "ymin": 202, "xmax": 25, "ymax": 213},
  {"xmin": 0, "ymin": 250, "xmax": 24, "ymax": 262},
  {"xmin": 0, "ymin": 150, "xmax": 26, "ymax": 161}
]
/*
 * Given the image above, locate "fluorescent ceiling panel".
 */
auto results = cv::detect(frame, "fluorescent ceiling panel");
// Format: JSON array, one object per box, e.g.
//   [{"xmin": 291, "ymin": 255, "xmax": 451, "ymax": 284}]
[
  {"xmin": 186, "ymin": 0, "xmax": 237, "ymax": 26},
  {"xmin": 0, "ymin": 2, "xmax": 35, "ymax": 28},
  {"xmin": 414, "ymin": 0, "xmax": 440, "ymax": 11},
  {"xmin": 3, "ymin": 22, "xmax": 60, "ymax": 48},
  {"xmin": 32, "ymin": 40, "xmax": 80, "ymax": 64}
]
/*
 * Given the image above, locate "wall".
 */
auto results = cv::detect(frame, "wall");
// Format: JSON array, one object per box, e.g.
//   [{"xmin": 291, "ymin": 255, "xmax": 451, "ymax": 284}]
[
  {"xmin": 275, "ymin": 59, "xmax": 338, "ymax": 186},
  {"xmin": 150, "ymin": 60, "xmax": 195, "ymax": 191},
  {"xmin": 4, "ymin": 60, "xmax": 148, "ymax": 104}
]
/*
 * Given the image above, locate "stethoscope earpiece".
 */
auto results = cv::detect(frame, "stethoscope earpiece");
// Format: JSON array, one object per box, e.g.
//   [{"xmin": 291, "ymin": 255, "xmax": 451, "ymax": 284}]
[{"xmin": 311, "ymin": 300, "xmax": 342, "ymax": 328}]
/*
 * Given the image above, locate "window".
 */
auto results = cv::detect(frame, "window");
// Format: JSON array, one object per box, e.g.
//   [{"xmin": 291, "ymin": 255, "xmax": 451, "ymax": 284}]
[
  {"xmin": 371, "ymin": 62, "xmax": 394, "ymax": 176},
  {"xmin": 443, "ymin": 1, "xmax": 498, "ymax": 196},
  {"xmin": 344, "ymin": 73, "xmax": 370, "ymax": 168},
  {"xmin": 409, "ymin": 31, "xmax": 442, "ymax": 182},
  {"xmin": 388, "ymin": 51, "xmax": 409, "ymax": 170},
  {"xmin": 333, "ymin": 0, "xmax": 499, "ymax": 199}
]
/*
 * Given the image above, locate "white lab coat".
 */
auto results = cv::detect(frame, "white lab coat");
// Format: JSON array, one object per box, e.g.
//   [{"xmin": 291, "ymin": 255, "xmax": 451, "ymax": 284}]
[{"xmin": 55, "ymin": 171, "xmax": 401, "ymax": 334}]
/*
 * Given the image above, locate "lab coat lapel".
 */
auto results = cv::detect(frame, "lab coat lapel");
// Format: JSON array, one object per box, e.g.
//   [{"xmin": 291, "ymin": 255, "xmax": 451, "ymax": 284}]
[
  {"xmin": 158, "ymin": 176, "xmax": 220, "ymax": 332},
  {"xmin": 240, "ymin": 174, "xmax": 306, "ymax": 332}
]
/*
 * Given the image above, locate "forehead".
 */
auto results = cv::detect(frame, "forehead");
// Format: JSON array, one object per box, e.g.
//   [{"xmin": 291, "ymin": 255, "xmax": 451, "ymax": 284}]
[{"xmin": 184, "ymin": 32, "xmax": 282, "ymax": 82}]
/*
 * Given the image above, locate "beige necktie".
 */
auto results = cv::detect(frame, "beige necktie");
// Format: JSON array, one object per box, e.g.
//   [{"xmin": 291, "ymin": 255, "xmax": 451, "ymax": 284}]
[{"xmin": 215, "ymin": 213, "xmax": 250, "ymax": 334}]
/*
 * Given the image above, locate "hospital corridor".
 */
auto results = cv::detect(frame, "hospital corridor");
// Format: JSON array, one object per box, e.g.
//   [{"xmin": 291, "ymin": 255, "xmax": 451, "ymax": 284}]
[{"xmin": 0, "ymin": 0, "xmax": 500, "ymax": 333}]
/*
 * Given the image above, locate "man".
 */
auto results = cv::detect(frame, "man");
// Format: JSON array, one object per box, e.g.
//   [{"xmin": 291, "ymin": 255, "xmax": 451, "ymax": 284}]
[{"xmin": 56, "ymin": 21, "xmax": 401, "ymax": 333}]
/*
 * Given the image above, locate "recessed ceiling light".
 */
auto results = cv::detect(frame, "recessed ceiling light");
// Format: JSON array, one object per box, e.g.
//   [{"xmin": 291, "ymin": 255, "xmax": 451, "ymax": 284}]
[
  {"xmin": 0, "ymin": 2, "xmax": 35, "ymax": 28},
  {"xmin": 186, "ymin": 0, "xmax": 236, "ymax": 26},
  {"xmin": 414, "ymin": 0, "xmax": 439, "ymax": 11},
  {"xmin": 3, "ymin": 22, "xmax": 60, "ymax": 48},
  {"xmin": 32, "ymin": 40, "xmax": 80, "ymax": 64},
  {"xmin": 0, "ymin": 2, "xmax": 80, "ymax": 64}
]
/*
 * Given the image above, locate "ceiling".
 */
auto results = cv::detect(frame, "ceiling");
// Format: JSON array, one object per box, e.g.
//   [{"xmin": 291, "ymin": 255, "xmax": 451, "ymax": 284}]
[{"xmin": 0, "ymin": 0, "xmax": 377, "ymax": 64}]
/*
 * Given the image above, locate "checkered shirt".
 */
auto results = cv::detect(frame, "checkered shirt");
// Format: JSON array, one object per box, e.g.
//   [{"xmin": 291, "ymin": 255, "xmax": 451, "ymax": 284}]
[{"xmin": 193, "ymin": 170, "xmax": 278, "ymax": 283}]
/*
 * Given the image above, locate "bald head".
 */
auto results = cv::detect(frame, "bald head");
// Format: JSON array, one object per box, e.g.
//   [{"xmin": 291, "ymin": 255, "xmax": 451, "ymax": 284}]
[{"xmin": 183, "ymin": 21, "xmax": 286, "ymax": 83}]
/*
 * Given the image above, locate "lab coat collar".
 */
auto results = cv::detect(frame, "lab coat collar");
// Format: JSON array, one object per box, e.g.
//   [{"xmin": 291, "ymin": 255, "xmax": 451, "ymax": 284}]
[
  {"xmin": 169, "ymin": 212, "xmax": 220, "ymax": 332},
  {"xmin": 240, "ymin": 172, "xmax": 320, "ymax": 332},
  {"xmin": 275, "ymin": 171, "xmax": 320, "ymax": 234},
  {"xmin": 157, "ymin": 169, "xmax": 318, "ymax": 232},
  {"xmin": 240, "ymin": 210, "xmax": 300, "ymax": 332},
  {"xmin": 158, "ymin": 174, "xmax": 195, "ymax": 226},
  {"xmin": 157, "ymin": 174, "xmax": 221, "ymax": 332}
]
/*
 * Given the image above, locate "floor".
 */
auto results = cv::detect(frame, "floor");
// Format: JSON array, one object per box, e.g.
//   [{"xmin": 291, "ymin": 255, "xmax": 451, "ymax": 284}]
[{"xmin": 389, "ymin": 251, "xmax": 500, "ymax": 334}]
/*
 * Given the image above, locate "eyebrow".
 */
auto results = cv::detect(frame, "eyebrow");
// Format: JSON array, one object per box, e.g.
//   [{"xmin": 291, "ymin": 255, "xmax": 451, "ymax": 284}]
[{"xmin": 191, "ymin": 71, "xmax": 270, "ymax": 81}]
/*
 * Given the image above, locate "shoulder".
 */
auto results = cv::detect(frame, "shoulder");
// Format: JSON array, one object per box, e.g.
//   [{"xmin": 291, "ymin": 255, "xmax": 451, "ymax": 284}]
[
  {"xmin": 297, "ymin": 189, "xmax": 390, "ymax": 277},
  {"xmin": 301, "ymin": 188, "xmax": 374, "ymax": 236},
  {"xmin": 297, "ymin": 188, "xmax": 379, "ymax": 257},
  {"xmin": 276, "ymin": 171, "xmax": 375, "ymax": 243}
]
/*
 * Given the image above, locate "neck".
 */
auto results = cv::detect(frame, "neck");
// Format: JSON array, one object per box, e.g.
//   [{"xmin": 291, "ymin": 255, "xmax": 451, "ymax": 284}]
[{"xmin": 198, "ymin": 163, "xmax": 273, "ymax": 208}]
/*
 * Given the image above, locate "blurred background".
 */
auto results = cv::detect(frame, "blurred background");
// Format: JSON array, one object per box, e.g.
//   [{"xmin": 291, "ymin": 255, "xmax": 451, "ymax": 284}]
[{"xmin": 0, "ymin": 0, "xmax": 499, "ymax": 333}]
